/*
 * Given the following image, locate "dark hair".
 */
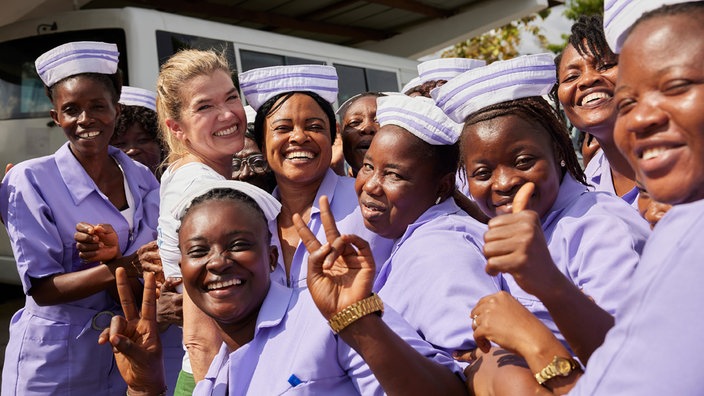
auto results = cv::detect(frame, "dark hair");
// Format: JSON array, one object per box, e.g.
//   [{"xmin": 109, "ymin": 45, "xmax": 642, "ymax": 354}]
[
  {"xmin": 181, "ymin": 188, "xmax": 271, "ymax": 243},
  {"xmin": 115, "ymin": 105, "xmax": 159, "ymax": 139},
  {"xmin": 551, "ymin": 15, "xmax": 617, "ymax": 112},
  {"xmin": 46, "ymin": 71, "xmax": 123, "ymax": 104},
  {"xmin": 252, "ymin": 91, "xmax": 337, "ymax": 150},
  {"xmin": 415, "ymin": 80, "xmax": 444, "ymax": 98},
  {"xmin": 412, "ymin": 136, "xmax": 459, "ymax": 180},
  {"xmin": 460, "ymin": 96, "xmax": 587, "ymax": 186},
  {"xmin": 338, "ymin": 91, "xmax": 386, "ymax": 120},
  {"xmin": 632, "ymin": 2, "xmax": 704, "ymax": 32}
]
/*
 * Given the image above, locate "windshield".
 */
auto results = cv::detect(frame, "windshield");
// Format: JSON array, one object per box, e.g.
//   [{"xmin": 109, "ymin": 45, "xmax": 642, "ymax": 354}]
[{"xmin": 0, "ymin": 28, "xmax": 127, "ymax": 120}]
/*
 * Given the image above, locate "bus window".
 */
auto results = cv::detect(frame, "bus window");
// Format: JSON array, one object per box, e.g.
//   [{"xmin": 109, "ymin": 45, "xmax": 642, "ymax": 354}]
[
  {"xmin": 156, "ymin": 30, "xmax": 236, "ymax": 68},
  {"xmin": 240, "ymin": 49, "xmax": 323, "ymax": 72},
  {"xmin": 0, "ymin": 29, "xmax": 127, "ymax": 121},
  {"xmin": 334, "ymin": 64, "xmax": 367, "ymax": 105},
  {"xmin": 365, "ymin": 68, "xmax": 398, "ymax": 93}
]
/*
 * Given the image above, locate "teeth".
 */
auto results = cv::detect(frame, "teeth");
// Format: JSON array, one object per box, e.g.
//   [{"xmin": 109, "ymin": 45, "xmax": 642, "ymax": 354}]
[
  {"xmin": 285, "ymin": 151, "xmax": 314, "ymax": 160},
  {"xmin": 214, "ymin": 125, "xmax": 237, "ymax": 137},
  {"xmin": 642, "ymin": 147, "xmax": 667, "ymax": 160},
  {"xmin": 78, "ymin": 131, "xmax": 100, "ymax": 138},
  {"xmin": 580, "ymin": 92, "xmax": 611, "ymax": 106},
  {"xmin": 207, "ymin": 278, "xmax": 242, "ymax": 290}
]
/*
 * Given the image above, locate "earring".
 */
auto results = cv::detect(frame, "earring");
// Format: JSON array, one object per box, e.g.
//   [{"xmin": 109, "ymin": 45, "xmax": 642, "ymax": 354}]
[
  {"xmin": 560, "ymin": 160, "xmax": 566, "ymax": 167},
  {"xmin": 435, "ymin": 196, "xmax": 442, "ymax": 205}
]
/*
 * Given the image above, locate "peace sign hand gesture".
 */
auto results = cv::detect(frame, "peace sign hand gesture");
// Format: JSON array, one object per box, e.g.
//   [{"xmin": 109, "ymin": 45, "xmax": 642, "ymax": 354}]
[
  {"xmin": 98, "ymin": 268, "xmax": 166, "ymax": 395},
  {"xmin": 293, "ymin": 196, "xmax": 376, "ymax": 320}
]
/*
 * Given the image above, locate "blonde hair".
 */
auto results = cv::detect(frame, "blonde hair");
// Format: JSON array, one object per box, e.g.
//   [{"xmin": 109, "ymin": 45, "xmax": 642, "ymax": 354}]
[{"xmin": 156, "ymin": 49, "xmax": 233, "ymax": 164}]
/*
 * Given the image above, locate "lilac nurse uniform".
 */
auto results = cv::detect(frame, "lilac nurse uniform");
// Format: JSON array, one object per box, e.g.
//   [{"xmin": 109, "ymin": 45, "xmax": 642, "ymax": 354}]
[
  {"xmin": 194, "ymin": 282, "xmax": 462, "ymax": 395},
  {"xmin": 269, "ymin": 169, "xmax": 394, "ymax": 289},
  {"xmin": 584, "ymin": 150, "xmax": 639, "ymax": 209},
  {"xmin": 372, "ymin": 198, "xmax": 501, "ymax": 354},
  {"xmin": 0, "ymin": 143, "xmax": 159, "ymax": 395},
  {"xmin": 570, "ymin": 198, "xmax": 704, "ymax": 395},
  {"xmin": 501, "ymin": 174, "xmax": 650, "ymax": 345}
]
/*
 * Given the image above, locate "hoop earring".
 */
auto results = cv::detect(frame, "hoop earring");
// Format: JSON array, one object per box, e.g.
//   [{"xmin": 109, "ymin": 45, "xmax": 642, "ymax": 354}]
[{"xmin": 435, "ymin": 196, "xmax": 442, "ymax": 205}]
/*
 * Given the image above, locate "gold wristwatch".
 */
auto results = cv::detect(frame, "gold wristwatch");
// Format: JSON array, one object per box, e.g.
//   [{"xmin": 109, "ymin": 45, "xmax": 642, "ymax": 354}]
[
  {"xmin": 534, "ymin": 356, "xmax": 580, "ymax": 385},
  {"xmin": 328, "ymin": 293, "xmax": 384, "ymax": 334}
]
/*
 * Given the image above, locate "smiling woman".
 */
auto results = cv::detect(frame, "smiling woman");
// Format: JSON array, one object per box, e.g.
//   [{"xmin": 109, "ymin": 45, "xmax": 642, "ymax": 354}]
[
  {"xmin": 553, "ymin": 15, "xmax": 639, "ymax": 207},
  {"xmin": 154, "ymin": 49, "xmax": 247, "ymax": 391},
  {"xmin": 432, "ymin": 53, "xmax": 649, "ymax": 394},
  {"xmin": 0, "ymin": 41, "xmax": 160, "ymax": 395},
  {"xmin": 240, "ymin": 65, "xmax": 394, "ymax": 291}
]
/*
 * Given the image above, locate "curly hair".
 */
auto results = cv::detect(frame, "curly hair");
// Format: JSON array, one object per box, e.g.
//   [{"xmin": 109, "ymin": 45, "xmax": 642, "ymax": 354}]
[
  {"xmin": 115, "ymin": 104, "xmax": 158, "ymax": 139},
  {"xmin": 460, "ymin": 96, "xmax": 587, "ymax": 186}
]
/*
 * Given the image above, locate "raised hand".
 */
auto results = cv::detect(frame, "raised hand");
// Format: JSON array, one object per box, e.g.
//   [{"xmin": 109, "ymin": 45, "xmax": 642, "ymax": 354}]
[
  {"xmin": 482, "ymin": 183, "xmax": 563, "ymax": 296},
  {"xmin": 293, "ymin": 196, "xmax": 376, "ymax": 320},
  {"xmin": 75, "ymin": 222, "xmax": 121, "ymax": 262},
  {"xmin": 98, "ymin": 268, "xmax": 166, "ymax": 394}
]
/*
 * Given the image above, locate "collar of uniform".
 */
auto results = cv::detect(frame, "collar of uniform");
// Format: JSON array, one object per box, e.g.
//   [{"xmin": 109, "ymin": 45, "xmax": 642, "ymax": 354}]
[
  {"xmin": 254, "ymin": 281, "xmax": 295, "ymax": 336},
  {"xmin": 542, "ymin": 173, "xmax": 589, "ymax": 228}
]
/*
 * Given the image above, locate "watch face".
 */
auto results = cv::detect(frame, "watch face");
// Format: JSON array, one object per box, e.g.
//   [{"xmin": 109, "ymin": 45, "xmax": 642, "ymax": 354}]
[{"xmin": 556, "ymin": 358, "xmax": 572, "ymax": 375}]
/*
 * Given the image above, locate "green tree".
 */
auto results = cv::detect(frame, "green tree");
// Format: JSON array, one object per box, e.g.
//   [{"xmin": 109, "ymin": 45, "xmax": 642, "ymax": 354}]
[
  {"xmin": 441, "ymin": 11, "xmax": 550, "ymax": 63},
  {"xmin": 547, "ymin": 0, "xmax": 604, "ymax": 53}
]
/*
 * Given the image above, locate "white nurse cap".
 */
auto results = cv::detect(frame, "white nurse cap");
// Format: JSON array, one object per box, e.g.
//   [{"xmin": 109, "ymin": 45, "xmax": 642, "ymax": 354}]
[
  {"xmin": 432, "ymin": 53, "xmax": 556, "ymax": 124},
  {"xmin": 418, "ymin": 58, "xmax": 486, "ymax": 84},
  {"xmin": 239, "ymin": 65, "xmax": 338, "ymax": 111},
  {"xmin": 173, "ymin": 180, "xmax": 281, "ymax": 222},
  {"xmin": 376, "ymin": 95, "xmax": 462, "ymax": 145},
  {"xmin": 35, "ymin": 41, "xmax": 119, "ymax": 87},
  {"xmin": 604, "ymin": 0, "xmax": 692, "ymax": 53},
  {"xmin": 119, "ymin": 86, "xmax": 157, "ymax": 112}
]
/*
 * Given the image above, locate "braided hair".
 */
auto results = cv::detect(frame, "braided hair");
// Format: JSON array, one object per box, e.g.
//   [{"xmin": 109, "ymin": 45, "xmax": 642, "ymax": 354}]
[{"xmin": 460, "ymin": 96, "xmax": 587, "ymax": 186}]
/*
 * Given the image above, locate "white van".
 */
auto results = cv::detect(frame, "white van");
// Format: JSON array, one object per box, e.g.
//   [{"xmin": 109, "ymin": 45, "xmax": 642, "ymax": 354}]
[{"xmin": 0, "ymin": 7, "xmax": 419, "ymax": 284}]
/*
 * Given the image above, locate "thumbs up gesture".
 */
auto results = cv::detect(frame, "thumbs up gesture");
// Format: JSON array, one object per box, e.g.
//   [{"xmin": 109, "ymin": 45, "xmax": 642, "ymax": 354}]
[{"xmin": 482, "ymin": 183, "xmax": 561, "ymax": 297}]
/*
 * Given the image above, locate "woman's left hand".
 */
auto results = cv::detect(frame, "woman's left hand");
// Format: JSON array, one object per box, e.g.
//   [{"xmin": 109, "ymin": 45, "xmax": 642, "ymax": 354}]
[
  {"xmin": 471, "ymin": 291, "xmax": 558, "ymax": 357},
  {"xmin": 75, "ymin": 222, "xmax": 121, "ymax": 262},
  {"xmin": 293, "ymin": 195, "xmax": 376, "ymax": 320}
]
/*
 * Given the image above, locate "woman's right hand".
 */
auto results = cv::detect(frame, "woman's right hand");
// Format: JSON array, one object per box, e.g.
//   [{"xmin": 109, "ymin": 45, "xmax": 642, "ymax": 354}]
[
  {"xmin": 293, "ymin": 196, "xmax": 376, "ymax": 321},
  {"xmin": 98, "ymin": 268, "xmax": 167, "ymax": 395},
  {"xmin": 157, "ymin": 277, "xmax": 183, "ymax": 328},
  {"xmin": 137, "ymin": 241, "xmax": 165, "ymax": 287}
]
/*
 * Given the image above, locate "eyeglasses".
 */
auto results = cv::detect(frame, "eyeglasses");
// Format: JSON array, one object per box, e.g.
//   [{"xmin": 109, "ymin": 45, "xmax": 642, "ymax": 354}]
[{"xmin": 232, "ymin": 154, "xmax": 269, "ymax": 175}]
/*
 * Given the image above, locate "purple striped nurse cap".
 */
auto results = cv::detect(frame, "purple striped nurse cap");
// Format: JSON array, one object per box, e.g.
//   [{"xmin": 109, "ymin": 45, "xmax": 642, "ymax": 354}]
[
  {"xmin": 431, "ymin": 53, "xmax": 556, "ymax": 124},
  {"xmin": 35, "ymin": 41, "xmax": 119, "ymax": 87},
  {"xmin": 119, "ymin": 86, "xmax": 157, "ymax": 112},
  {"xmin": 418, "ymin": 58, "xmax": 486, "ymax": 84},
  {"xmin": 604, "ymin": 0, "xmax": 692, "ymax": 53},
  {"xmin": 376, "ymin": 95, "xmax": 462, "ymax": 145},
  {"xmin": 239, "ymin": 65, "xmax": 338, "ymax": 111}
]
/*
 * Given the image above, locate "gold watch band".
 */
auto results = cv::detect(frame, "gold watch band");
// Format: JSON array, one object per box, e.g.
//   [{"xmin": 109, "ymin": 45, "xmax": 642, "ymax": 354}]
[
  {"xmin": 328, "ymin": 293, "xmax": 384, "ymax": 334},
  {"xmin": 534, "ymin": 356, "xmax": 579, "ymax": 385}
]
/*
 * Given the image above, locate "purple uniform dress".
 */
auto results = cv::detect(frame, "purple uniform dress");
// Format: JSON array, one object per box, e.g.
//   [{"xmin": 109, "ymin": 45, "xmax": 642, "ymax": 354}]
[
  {"xmin": 372, "ymin": 198, "xmax": 501, "ymax": 355},
  {"xmin": 570, "ymin": 198, "xmax": 704, "ymax": 395},
  {"xmin": 584, "ymin": 150, "xmax": 639, "ymax": 209},
  {"xmin": 270, "ymin": 169, "xmax": 394, "ymax": 289},
  {"xmin": 194, "ymin": 282, "xmax": 462, "ymax": 396},
  {"xmin": 0, "ymin": 143, "xmax": 159, "ymax": 395},
  {"xmin": 501, "ymin": 174, "xmax": 650, "ymax": 346}
]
